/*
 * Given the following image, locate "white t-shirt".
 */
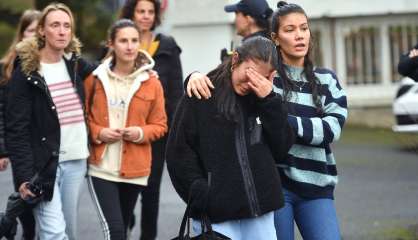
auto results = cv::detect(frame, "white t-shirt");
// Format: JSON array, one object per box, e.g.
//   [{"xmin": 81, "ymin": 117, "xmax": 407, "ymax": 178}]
[{"xmin": 40, "ymin": 59, "xmax": 89, "ymax": 162}]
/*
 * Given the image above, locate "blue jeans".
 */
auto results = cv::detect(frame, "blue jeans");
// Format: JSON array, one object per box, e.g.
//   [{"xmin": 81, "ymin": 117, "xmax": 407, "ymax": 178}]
[
  {"xmin": 192, "ymin": 211, "xmax": 277, "ymax": 240},
  {"xmin": 33, "ymin": 159, "xmax": 86, "ymax": 240},
  {"xmin": 274, "ymin": 189, "xmax": 341, "ymax": 240}
]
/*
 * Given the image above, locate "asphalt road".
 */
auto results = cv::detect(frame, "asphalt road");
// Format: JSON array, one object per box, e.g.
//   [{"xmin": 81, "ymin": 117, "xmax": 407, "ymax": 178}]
[{"xmin": 1, "ymin": 132, "xmax": 417, "ymax": 239}]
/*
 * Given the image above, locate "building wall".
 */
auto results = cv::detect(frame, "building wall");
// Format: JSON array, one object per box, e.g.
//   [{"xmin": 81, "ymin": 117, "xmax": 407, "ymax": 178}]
[{"xmin": 171, "ymin": 24, "xmax": 235, "ymax": 75}]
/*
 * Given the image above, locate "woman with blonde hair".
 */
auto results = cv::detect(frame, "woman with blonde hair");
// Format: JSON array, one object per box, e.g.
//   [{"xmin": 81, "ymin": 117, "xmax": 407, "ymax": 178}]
[
  {"xmin": 0, "ymin": 9, "xmax": 41, "ymax": 240},
  {"xmin": 6, "ymin": 3, "xmax": 94, "ymax": 239}
]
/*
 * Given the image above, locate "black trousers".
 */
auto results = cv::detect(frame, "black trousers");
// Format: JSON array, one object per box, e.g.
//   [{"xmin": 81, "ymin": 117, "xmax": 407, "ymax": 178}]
[
  {"xmin": 89, "ymin": 176, "xmax": 144, "ymax": 240},
  {"xmin": 139, "ymin": 137, "xmax": 166, "ymax": 240}
]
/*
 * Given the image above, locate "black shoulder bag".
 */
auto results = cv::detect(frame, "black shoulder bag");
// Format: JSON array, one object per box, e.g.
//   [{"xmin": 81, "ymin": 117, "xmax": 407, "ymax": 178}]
[{"xmin": 171, "ymin": 203, "xmax": 230, "ymax": 240}]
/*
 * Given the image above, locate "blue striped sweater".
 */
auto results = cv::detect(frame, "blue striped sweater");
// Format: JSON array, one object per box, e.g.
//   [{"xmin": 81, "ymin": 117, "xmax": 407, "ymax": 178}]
[{"xmin": 273, "ymin": 65, "xmax": 348, "ymax": 199}]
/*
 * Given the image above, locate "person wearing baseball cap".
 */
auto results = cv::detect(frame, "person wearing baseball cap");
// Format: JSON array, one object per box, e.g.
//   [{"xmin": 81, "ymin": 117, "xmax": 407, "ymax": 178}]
[{"xmin": 224, "ymin": 0, "xmax": 273, "ymax": 41}]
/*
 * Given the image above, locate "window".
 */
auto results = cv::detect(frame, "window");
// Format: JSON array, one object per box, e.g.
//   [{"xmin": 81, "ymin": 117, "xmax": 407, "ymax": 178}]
[
  {"xmin": 389, "ymin": 25, "xmax": 418, "ymax": 82},
  {"xmin": 344, "ymin": 27, "xmax": 381, "ymax": 85},
  {"xmin": 311, "ymin": 30, "xmax": 323, "ymax": 67}
]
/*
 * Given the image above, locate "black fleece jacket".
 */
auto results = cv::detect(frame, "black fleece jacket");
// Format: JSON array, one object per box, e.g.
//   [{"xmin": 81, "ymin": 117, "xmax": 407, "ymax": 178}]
[{"xmin": 166, "ymin": 91, "xmax": 293, "ymax": 223}]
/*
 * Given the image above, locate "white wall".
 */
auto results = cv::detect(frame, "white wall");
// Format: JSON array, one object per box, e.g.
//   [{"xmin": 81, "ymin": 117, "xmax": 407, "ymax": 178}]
[
  {"xmin": 171, "ymin": 24, "xmax": 235, "ymax": 76},
  {"xmin": 267, "ymin": 0, "xmax": 418, "ymax": 18}
]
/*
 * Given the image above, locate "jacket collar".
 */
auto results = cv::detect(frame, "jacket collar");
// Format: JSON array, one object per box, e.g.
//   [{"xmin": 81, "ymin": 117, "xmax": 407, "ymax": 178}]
[{"xmin": 15, "ymin": 36, "xmax": 82, "ymax": 76}]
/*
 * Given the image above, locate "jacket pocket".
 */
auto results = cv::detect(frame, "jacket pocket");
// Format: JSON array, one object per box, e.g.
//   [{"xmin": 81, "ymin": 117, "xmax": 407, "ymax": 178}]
[
  {"xmin": 134, "ymin": 90, "xmax": 156, "ymax": 101},
  {"xmin": 131, "ymin": 91, "xmax": 156, "ymax": 120},
  {"xmin": 249, "ymin": 117, "xmax": 264, "ymax": 145}
]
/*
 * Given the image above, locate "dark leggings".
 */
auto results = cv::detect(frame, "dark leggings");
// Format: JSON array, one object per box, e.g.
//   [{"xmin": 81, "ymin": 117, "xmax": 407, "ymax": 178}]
[
  {"xmin": 88, "ymin": 176, "xmax": 144, "ymax": 240},
  {"xmin": 139, "ymin": 137, "xmax": 166, "ymax": 240}
]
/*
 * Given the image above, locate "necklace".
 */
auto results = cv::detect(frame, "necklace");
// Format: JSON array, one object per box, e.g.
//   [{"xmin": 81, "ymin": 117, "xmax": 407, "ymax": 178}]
[{"xmin": 293, "ymin": 80, "xmax": 306, "ymax": 91}]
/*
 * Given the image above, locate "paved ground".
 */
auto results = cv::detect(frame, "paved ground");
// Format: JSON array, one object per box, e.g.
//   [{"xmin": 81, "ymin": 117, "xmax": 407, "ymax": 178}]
[{"xmin": 0, "ymin": 127, "xmax": 417, "ymax": 239}]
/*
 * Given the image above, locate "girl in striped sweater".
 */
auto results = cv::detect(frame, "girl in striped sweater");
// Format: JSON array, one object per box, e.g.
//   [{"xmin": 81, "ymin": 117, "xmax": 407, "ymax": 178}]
[
  {"xmin": 186, "ymin": 2, "xmax": 347, "ymax": 239},
  {"xmin": 270, "ymin": 2, "xmax": 347, "ymax": 239}
]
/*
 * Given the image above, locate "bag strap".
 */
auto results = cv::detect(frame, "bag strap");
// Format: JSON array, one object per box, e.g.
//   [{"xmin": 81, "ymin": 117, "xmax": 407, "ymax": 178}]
[
  {"xmin": 178, "ymin": 195, "xmax": 192, "ymax": 238},
  {"xmin": 178, "ymin": 175, "xmax": 214, "ymax": 239}
]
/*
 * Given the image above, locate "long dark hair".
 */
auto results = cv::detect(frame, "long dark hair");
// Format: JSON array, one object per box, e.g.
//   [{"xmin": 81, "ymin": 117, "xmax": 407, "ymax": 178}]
[
  {"xmin": 119, "ymin": 0, "xmax": 161, "ymax": 31},
  {"xmin": 271, "ymin": 1, "xmax": 323, "ymax": 114},
  {"xmin": 208, "ymin": 36, "xmax": 278, "ymax": 122}
]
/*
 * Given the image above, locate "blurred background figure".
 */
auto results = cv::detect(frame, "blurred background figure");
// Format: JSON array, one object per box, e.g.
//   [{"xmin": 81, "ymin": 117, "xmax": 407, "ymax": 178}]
[
  {"xmin": 0, "ymin": 9, "xmax": 41, "ymax": 240},
  {"xmin": 119, "ymin": 1, "xmax": 183, "ymax": 240},
  {"xmin": 393, "ymin": 42, "xmax": 418, "ymax": 133},
  {"xmin": 224, "ymin": 0, "xmax": 273, "ymax": 41},
  {"xmin": 220, "ymin": 0, "xmax": 273, "ymax": 61},
  {"xmin": 398, "ymin": 43, "xmax": 418, "ymax": 82}
]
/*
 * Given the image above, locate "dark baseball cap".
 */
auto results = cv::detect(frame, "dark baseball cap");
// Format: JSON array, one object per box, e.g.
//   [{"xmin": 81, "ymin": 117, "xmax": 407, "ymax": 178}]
[{"xmin": 224, "ymin": 0, "xmax": 272, "ymax": 19}]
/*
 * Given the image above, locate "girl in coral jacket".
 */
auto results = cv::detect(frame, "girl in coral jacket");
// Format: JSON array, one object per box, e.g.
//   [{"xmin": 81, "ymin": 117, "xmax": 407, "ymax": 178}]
[{"xmin": 84, "ymin": 19, "xmax": 167, "ymax": 240}]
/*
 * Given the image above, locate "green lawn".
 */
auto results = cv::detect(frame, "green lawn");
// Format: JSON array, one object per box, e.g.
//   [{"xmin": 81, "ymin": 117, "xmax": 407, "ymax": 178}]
[{"xmin": 340, "ymin": 125, "xmax": 418, "ymax": 149}]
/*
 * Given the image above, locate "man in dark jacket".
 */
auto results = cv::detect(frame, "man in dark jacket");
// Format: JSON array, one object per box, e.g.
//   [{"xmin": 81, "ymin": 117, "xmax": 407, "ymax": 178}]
[
  {"xmin": 398, "ymin": 43, "xmax": 418, "ymax": 81},
  {"xmin": 224, "ymin": 0, "xmax": 273, "ymax": 41},
  {"xmin": 220, "ymin": 0, "xmax": 273, "ymax": 75}
]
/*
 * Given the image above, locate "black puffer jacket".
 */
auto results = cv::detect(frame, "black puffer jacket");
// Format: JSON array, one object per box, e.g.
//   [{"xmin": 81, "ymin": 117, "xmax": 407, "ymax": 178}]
[
  {"xmin": 398, "ymin": 43, "xmax": 418, "ymax": 81},
  {"xmin": 153, "ymin": 33, "xmax": 183, "ymax": 125},
  {"xmin": 5, "ymin": 37, "xmax": 94, "ymax": 200},
  {"xmin": 167, "ymin": 91, "xmax": 293, "ymax": 223}
]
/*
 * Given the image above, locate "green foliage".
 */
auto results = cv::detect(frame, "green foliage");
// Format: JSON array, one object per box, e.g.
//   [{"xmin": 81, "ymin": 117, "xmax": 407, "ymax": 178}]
[
  {"xmin": 0, "ymin": 0, "xmax": 33, "ymax": 13},
  {"xmin": 341, "ymin": 125, "xmax": 418, "ymax": 149},
  {"xmin": 0, "ymin": 22, "xmax": 15, "ymax": 58}
]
